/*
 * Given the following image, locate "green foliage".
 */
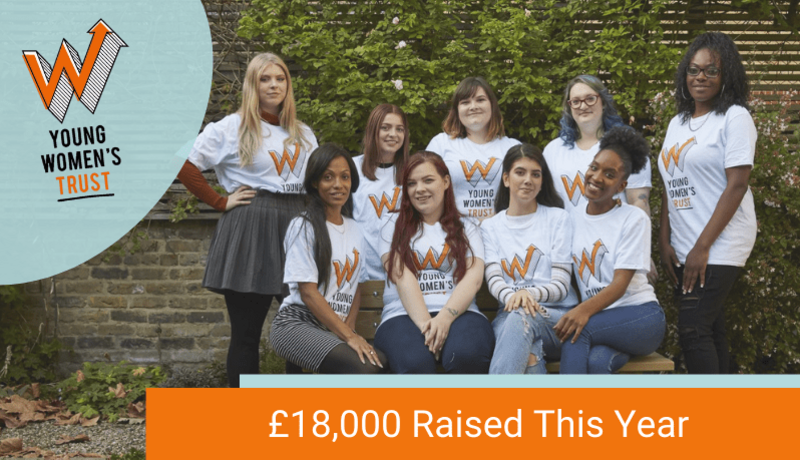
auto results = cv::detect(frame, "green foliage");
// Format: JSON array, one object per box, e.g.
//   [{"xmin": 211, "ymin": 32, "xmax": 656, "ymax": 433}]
[
  {"xmin": 105, "ymin": 220, "xmax": 151, "ymax": 260},
  {"xmin": 170, "ymin": 185, "xmax": 225, "ymax": 223},
  {"xmin": 260, "ymin": 340, "xmax": 287, "ymax": 374},
  {"xmin": 646, "ymin": 90, "xmax": 800, "ymax": 373},
  {"xmin": 57, "ymin": 361, "xmax": 166, "ymax": 422},
  {"xmin": 0, "ymin": 286, "xmax": 62, "ymax": 385},
  {"xmin": 238, "ymin": 0, "xmax": 682, "ymax": 151},
  {"xmin": 109, "ymin": 449, "xmax": 146, "ymax": 460}
]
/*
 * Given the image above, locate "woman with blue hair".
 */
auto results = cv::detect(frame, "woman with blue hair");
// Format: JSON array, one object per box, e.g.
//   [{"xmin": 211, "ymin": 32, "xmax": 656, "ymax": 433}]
[{"xmin": 543, "ymin": 75, "xmax": 657, "ymax": 283}]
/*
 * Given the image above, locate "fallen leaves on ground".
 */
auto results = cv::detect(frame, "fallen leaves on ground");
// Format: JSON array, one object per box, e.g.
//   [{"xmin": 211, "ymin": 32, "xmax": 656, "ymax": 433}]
[
  {"xmin": 0, "ymin": 437, "xmax": 23, "ymax": 454},
  {"xmin": 54, "ymin": 434, "xmax": 90, "ymax": 445},
  {"xmin": 126, "ymin": 401, "xmax": 145, "ymax": 419},
  {"xmin": 109, "ymin": 382, "xmax": 127, "ymax": 399}
]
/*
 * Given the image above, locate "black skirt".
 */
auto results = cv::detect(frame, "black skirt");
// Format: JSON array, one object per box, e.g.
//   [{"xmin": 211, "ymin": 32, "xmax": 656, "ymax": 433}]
[{"xmin": 203, "ymin": 190, "xmax": 305, "ymax": 296}]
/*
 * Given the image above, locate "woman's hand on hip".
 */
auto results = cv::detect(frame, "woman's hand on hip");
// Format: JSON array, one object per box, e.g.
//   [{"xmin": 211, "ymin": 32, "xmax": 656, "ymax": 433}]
[
  {"xmin": 346, "ymin": 334, "xmax": 383, "ymax": 368},
  {"xmin": 225, "ymin": 186, "xmax": 257, "ymax": 211}
]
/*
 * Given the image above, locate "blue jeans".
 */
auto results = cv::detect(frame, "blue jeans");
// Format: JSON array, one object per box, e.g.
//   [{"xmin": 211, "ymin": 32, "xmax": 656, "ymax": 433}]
[
  {"xmin": 560, "ymin": 301, "xmax": 666, "ymax": 374},
  {"xmin": 374, "ymin": 311, "xmax": 495, "ymax": 374},
  {"xmin": 674, "ymin": 265, "xmax": 740, "ymax": 374},
  {"xmin": 490, "ymin": 306, "xmax": 568, "ymax": 374}
]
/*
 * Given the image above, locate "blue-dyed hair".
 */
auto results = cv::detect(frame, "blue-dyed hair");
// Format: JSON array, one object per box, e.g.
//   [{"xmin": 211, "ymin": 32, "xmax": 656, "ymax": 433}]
[{"xmin": 557, "ymin": 75, "xmax": 625, "ymax": 148}]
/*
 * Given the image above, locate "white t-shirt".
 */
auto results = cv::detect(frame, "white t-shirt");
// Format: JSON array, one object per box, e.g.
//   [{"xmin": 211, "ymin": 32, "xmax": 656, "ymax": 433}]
[
  {"xmin": 658, "ymin": 105, "xmax": 757, "ymax": 267},
  {"xmin": 280, "ymin": 216, "xmax": 364, "ymax": 322},
  {"xmin": 188, "ymin": 113, "xmax": 318, "ymax": 194},
  {"xmin": 481, "ymin": 206, "xmax": 579, "ymax": 308},
  {"xmin": 571, "ymin": 204, "xmax": 657, "ymax": 309},
  {"xmin": 352, "ymin": 155, "xmax": 401, "ymax": 280},
  {"xmin": 426, "ymin": 133, "xmax": 521, "ymax": 219},
  {"xmin": 378, "ymin": 215, "xmax": 485, "ymax": 325},
  {"xmin": 543, "ymin": 138, "xmax": 652, "ymax": 221}
]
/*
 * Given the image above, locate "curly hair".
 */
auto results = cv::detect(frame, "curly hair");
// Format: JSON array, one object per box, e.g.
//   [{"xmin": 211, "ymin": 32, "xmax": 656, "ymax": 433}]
[
  {"xmin": 557, "ymin": 75, "xmax": 625, "ymax": 148},
  {"xmin": 675, "ymin": 32, "xmax": 750, "ymax": 122},
  {"xmin": 598, "ymin": 126, "xmax": 650, "ymax": 179}
]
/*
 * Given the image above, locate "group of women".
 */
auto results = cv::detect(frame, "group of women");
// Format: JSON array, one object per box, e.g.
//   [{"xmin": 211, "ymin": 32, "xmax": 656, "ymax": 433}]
[{"xmin": 179, "ymin": 32, "xmax": 757, "ymax": 383}]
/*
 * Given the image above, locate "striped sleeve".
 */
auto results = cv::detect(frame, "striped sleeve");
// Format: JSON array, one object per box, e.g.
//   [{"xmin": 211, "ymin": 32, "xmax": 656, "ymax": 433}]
[
  {"xmin": 485, "ymin": 262, "xmax": 514, "ymax": 306},
  {"xmin": 525, "ymin": 262, "xmax": 571, "ymax": 304}
]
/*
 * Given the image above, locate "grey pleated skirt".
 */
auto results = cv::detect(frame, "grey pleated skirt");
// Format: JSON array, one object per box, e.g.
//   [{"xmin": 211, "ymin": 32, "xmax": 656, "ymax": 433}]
[
  {"xmin": 271, "ymin": 304, "xmax": 343, "ymax": 372},
  {"xmin": 203, "ymin": 190, "xmax": 305, "ymax": 296}
]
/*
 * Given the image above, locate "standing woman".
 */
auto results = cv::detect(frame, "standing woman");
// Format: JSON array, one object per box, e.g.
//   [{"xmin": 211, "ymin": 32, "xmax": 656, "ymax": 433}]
[
  {"xmin": 555, "ymin": 127, "xmax": 666, "ymax": 374},
  {"xmin": 270, "ymin": 144, "xmax": 385, "ymax": 374},
  {"xmin": 543, "ymin": 75, "xmax": 657, "ymax": 281},
  {"xmin": 178, "ymin": 53, "xmax": 317, "ymax": 387},
  {"xmin": 482, "ymin": 144, "xmax": 578, "ymax": 374},
  {"xmin": 426, "ymin": 77, "xmax": 520, "ymax": 220},
  {"xmin": 375, "ymin": 152, "xmax": 494, "ymax": 373},
  {"xmin": 352, "ymin": 104, "xmax": 410, "ymax": 280},
  {"xmin": 658, "ymin": 32, "xmax": 757, "ymax": 374}
]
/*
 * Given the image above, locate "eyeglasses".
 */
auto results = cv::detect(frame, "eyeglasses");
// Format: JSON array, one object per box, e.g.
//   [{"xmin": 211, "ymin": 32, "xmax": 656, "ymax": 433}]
[
  {"xmin": 567, "ymin": 95, "xmax": 599, "ymax": 109},
  {"xmin": 687, "ymin": 65, "xmax": 721, "ymax": 78}
]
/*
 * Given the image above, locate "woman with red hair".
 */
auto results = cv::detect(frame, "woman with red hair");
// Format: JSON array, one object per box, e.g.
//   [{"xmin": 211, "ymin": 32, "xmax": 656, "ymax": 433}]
[{"xmin": 374, "ymin": 151, "xmax": 494, "ymax": 373}]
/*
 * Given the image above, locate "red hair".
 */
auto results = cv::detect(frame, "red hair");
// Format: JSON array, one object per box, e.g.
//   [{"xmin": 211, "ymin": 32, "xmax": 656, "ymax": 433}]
[{"xmin": 386, "ymin": 151, "xmax": 473, "ymax": 285}]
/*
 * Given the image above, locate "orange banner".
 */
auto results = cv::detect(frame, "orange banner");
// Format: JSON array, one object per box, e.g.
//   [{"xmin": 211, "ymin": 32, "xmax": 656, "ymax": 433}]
[{"xmin": 147, "ymin": 388, "xmax": 794, "ymax": 458}]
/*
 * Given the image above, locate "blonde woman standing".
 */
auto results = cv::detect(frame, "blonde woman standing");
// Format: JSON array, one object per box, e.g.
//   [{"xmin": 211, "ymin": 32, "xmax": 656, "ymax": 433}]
[{"xmin": 178, "ymin": 53, "xmax": 317, "ymax": 387}]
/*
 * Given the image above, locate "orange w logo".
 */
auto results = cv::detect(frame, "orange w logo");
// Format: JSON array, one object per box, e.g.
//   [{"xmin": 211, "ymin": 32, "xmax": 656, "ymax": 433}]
[
  {"xmin": 561, "ymin": 172, "xmax": 586, "ymax": 207},
  {"xmin": 369, "ymin": 187, "xmax": 401, "ymax": 218},
  {"xmin": 22, "ymin": 20, "xmax": 128, "ymax": 123},
  {"xmin": 333, "ymin": 249, "xmax": 360, "ymax": 288},
  {"xmin": 660, "ymin": 137, "xmax": 696, "ymax": 176},
  {"xmin": 460, "ymin": 158, "xmax": 499, "ymax": 187},
  {"xmin": 572, "ymin": 240, "xmax": 608, "ymax": 285},
  {"xmin": 501, "ymin": 245, "xmax": 541, "ymax": 281},
  {"xmin": 269, "ymin": 144, "xmax": 306, "ymax": 180},
  {"xmin": 413, "ymin": 244, "xmax": 450, "ymax": 271}
]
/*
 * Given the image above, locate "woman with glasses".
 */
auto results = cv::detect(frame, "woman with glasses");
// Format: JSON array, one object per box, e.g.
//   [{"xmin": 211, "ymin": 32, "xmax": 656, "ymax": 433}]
[
  {"xmin": 658, "ymin": 32, "xmax": 757, "ymax": 374},
  {"xmin": 543, "ymin": 75, "xmax": 656, "ymax": 282}
]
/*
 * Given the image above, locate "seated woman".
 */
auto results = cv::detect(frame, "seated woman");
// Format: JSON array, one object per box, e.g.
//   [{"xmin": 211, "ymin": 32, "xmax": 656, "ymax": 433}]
[
  {"xmin": 482, "ymin": 144, "xmax": 578, "ymax": 374},
  {"xmin": 375, "ymin": 151, "xmax": 494, "ymax": 373},
  {"xmin": 271, "ymin": 144, "xmax": 386, "ymax": 374},
  {"xmin": 555, "ymin": 127, "xmax": 666, "ymax": 374}
]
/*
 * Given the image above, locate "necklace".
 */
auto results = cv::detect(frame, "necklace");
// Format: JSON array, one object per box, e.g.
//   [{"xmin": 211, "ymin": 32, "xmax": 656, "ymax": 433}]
[
  {"xmin": 328, "ymin": 220, "xmax": 346, "ymax": 234},
  {"xmin": 688, "ymin": 113, "xmax": 710, "ymax": 132}
]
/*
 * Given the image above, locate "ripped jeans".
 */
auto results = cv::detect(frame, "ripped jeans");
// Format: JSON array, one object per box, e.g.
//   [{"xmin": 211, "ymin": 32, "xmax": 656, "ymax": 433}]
[
  {"xmin": 674, "ymin": 265, "xmax": 740, "ymax": 374},
  {"xmin": 490, "ymin": 306, "xmax": 570, "ymax": 374}
]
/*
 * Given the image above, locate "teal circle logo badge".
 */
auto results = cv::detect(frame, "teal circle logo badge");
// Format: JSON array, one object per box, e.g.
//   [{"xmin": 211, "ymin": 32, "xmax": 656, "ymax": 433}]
[{"xmin": 0, "ymin": 1, "xmax": 212, "ymax": 284}]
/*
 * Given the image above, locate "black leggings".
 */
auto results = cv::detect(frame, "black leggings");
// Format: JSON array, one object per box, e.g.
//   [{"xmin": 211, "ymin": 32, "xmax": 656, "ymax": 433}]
[
  {"xmin": 224, "ymin": 291, "xmax": 278, "ymax": 388},
  {"xmin": 318, "ymin": 343, "xmax": 388, "ymax": 374}
]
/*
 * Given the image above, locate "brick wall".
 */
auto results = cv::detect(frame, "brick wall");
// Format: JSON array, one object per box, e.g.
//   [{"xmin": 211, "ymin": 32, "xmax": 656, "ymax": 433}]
[{"xmin": 23, "ymin": 219, "xmax": 278, "ymax": 373}]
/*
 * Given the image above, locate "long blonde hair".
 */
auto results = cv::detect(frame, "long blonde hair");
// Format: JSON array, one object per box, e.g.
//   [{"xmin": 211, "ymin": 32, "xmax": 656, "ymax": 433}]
[{"xmin": 237, "ymin": 53, "xmax": 311, "ymax": 166}]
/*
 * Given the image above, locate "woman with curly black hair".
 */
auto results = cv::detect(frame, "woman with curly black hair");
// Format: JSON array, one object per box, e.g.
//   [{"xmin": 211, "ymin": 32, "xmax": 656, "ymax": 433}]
[
  {"xmin": 658, "ymin": 32, "xmax": 757, "ymax": 374},
  {"xmin": 543, "ymin": 75, "xmax": 657, "ymax": 282},
  {"xmin": 554, "ymin": 127, "xmax": 665, "ymax": 374}
]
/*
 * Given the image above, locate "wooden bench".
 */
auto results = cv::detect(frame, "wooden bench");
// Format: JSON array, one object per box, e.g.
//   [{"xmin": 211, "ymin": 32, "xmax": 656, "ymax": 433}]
[{"xmin": 356, "ymin": 280, "xmax": 674, "ymax": 374}]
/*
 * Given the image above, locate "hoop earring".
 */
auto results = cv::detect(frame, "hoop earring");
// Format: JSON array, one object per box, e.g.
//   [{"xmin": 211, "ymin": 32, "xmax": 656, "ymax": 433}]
[
  {"xmin": 681, "ymin": 86, "xmax": 691, "ymax": 100},
  {"xmin": 720, "ymin": 84, "xmax": 725, "ymax": 94}
]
